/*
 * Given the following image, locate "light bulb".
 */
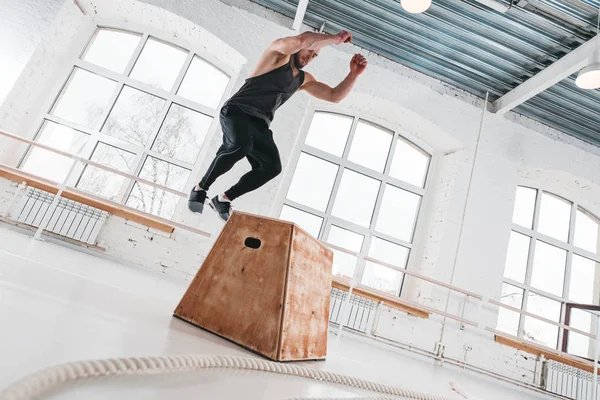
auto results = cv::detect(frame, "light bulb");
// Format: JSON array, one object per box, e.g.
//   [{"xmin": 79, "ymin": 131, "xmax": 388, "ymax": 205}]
[
  {"xmin": 401, "ymin": 0, "xmax": 432, "ymax": 14},
  {"xmin": 576, "ymin": 50, "xmax": 600, "ymax": 90}
]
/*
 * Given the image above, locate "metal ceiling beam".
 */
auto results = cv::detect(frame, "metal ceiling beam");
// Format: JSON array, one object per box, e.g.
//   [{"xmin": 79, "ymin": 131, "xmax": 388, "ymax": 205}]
[
  {"xmin": 474, "ymin": 0, "xmax": 511, "ymax": 13},
  {"xmin": 292, "ymin": 0, "xmax": 309, "ymax": 31},
  {"xmin": 492, "ymin": 36, "xmax": 599, "ymax": 114}
]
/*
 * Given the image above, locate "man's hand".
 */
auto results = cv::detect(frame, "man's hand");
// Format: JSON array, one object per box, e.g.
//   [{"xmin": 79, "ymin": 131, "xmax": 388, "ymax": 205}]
[
  {"xmin": 349, "ymin": 54, "xmax": 367, "ymax": 77},
  {"xmin": 335, "ymin": 30, "xmax": 352, "ymax": 45}
]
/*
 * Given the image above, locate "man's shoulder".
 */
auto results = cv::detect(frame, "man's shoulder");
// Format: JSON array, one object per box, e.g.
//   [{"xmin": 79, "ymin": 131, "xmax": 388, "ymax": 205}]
[
  {"xmin": 249, "ymin": 50, "xmax": 290, "ymax": 77},
  {"xmin": 302, "ymin": 71, "xmax": 315, "ymax": 82}
]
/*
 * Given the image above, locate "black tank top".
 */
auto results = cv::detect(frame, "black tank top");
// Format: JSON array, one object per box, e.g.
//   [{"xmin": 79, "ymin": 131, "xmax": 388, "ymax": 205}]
[{"xmin": 224, "ymin": 58, "xmax": 305, "ymax": 126}]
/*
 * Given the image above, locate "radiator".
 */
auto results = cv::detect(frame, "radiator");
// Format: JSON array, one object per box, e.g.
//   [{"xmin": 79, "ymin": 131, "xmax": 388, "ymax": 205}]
[
  {"xmin": 11, "ymin": 187, "xmax": 108, "ymax": 245},
  {"xmin": 329, "ymin": 287, "xmax": 377, "ymax": 333},
  {"xmin": 543, "ymin": 359, "xmax": 600, "ymax": 400}
]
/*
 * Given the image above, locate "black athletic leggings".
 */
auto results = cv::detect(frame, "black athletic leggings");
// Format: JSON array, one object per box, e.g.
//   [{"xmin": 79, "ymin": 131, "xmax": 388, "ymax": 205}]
[{"xmin": 198, "ymin": 106, "xmax": 282, "ymax": 201}]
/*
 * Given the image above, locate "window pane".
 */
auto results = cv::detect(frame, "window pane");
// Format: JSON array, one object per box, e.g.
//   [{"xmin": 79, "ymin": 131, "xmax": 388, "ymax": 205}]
[
  {"xmin": 347, "ymin": 121, "xmax": 392, "ymax": 173},
  {"xmin": 152, "ymin": 104, "xmax": 212, "ymax": 164},
  {"xmin": 102, "ymin": 86, "xmax": 166, "ymax": 147},
  {"xmin": 129, "ymin": 38, "xmax": 188, "ymax": 91},
  {"xmin": 538, "ymin": 192, "xmax": 571, "ymax": 242},
  {"xmin": 523, "ymin": 292, "xmax": 561, "ymax": 348},
  {"xmin": 575, "ymin": 209, "xmax": 600, "ymax": 254},
  {"xmin": 503, "ymin": 231, "xmax": 530, "ymax": 283},
  {"xmin": 569, "ymin": 255, "xmax": 597, "ymax": 304},
  {"xmin": 304, "ymin": 112, "xmax": 353, "ymax": 157},
  {"xmin": 21, "ymin": 121, "xmax": 88, "ymax": 182},
  {"xmin": 388, "ymin": 137, "xmax": 429, "ymax": 188},
  {"xmin": 279, "ymin": 205, "xmax": 323, "ymax": 238},
  {"xmin": 361, "ymin": 263, "xmax": 403, "ymax": 295},
  {"xmin": 332, "ymin": 170, "xmax": 380, "ymax": 227},
  {"xmin": 527, "ymin": 292, "xmax": 562, "ymax": 321},
  {"xmin": 530, "ymin": 241, "xmax": 566, "ymax": 296},
  {"xmin": 138, "ymin": 156, "xmax": 190, "ymax": 192},
  {"xmin": 82, "ymin": 29, "xmax": 141, "ymax": 73},
  {"xmin": 327, "ymin": 225, "xmax": 364, "ymax": 252},
  {"xmin": 51, "ymin": 68, "xmax": 117, "ymax": 129},
  {"xmin": 177, "ymin": 56, "xmax": 229, "ymax": 109},
  {"xmin": 567, "ymin": 309, "xmax": 597, "ymax": 359},
  {"xmin": 496, "ymin": 283, "xmax": 523, "ymax": 336},
  {"xmin": 512, "ymin": 186, "xmax": 536, "ymax": 229},
  {"xmin": 331, "ymin": 250, "xmax": 358, "ymax": 279},
  {"xmin": 286, "ymin": 153, "xmax": 338, "ymax": 212},
  {"xmin": 369, "ymin": 237, "xmax": 409, "ymax": 269},
  {"xmin": 127, "ymin": 182, "xmax": 180, "ymax": 219},
  {"xmin": 567, "ymin": 332, "xmax": 593, "ymax": 359},
  {"xmin": 375, "ymin": 185, "xmax": 421, "ymax": 242},
  {"xmin": 326, "ymin": 226, "xmax": 363, "ymax": 279},
  {"xmin": 76, "ymin": 143, "xmax": 135, "ymax": 201},
  {"xmin": 570, "ymin": 308, "xmax": 594, "ymax": 333}
]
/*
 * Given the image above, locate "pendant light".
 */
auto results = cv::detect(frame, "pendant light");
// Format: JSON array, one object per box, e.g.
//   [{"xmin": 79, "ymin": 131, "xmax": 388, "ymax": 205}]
[
  {"xmin": 576, "ymin": 3, "xmax": 600, "ymax": 90},
  {"xmin": 401, "ymin": 0, "xmax": 432, "ymax": 14}
]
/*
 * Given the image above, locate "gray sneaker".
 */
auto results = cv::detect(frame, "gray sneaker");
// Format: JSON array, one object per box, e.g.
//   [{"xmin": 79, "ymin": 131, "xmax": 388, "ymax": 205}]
[
  {"xmin": 209, "ymin": 196, "xmax": 231, "ymax": 222},
  {"xmin": 187, "ymin": 188, "xmax": 207, "ymax": 213}
]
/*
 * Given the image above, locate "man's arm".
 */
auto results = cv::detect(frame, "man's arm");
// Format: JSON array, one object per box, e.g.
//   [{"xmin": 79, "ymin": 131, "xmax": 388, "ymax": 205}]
[
  {"xmin": 301, "ymin": 54, "xmax": 368, "ymax": 103},
  {"xmin": 269, "ymin": 30, "xmax": 352, "ymax": 55}
]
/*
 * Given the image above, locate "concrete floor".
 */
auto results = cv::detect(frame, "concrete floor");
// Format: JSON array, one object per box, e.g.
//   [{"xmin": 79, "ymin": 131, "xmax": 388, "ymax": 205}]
[{"xmin": 0, "ymin": 223, "xmax": 552, "ymax": 400}]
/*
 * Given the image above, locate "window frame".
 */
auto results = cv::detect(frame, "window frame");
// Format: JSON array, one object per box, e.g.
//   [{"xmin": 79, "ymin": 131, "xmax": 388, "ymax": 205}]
[
  {"xmin": 274, "ymin": 102, "xmax": 437, "ymax": 296},
  {"xmin": 503, "ymin": 185, "xmax": 600, "ymax": 350},
  {"xmin": 561, "ymin": 303, "xmax": 600, "ymax": 361},
  {"xmin": 16, "ymin": 21, "xmax": 241, "ymax": 219}
]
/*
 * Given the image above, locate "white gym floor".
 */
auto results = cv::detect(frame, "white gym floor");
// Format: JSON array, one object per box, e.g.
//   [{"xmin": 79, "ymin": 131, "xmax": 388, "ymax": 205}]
[{"xmin": 0, "ymin": 224, "xmax": 549, "ymax": 400}]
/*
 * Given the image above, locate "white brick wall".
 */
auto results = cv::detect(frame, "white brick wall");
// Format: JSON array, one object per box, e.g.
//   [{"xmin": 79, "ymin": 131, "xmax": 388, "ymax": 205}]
[
  {"xmin": 2, "ymin": 0, "xmax": 600, "ymax": 394},
  {"xmin": 0, "ymin": 0, "xmax": 64, "ymax": 105}
]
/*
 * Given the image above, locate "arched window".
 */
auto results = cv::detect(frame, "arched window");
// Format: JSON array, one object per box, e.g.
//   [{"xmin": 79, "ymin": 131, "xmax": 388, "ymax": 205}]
[
  {"xmin": 498, "ymin": 186, "xmax": 600, "ymax": 358},
  {"xmin": 17, "ymin": 27, "xmax": 232, "ymax": 218},
  {"xmin": 279, "ymin": 111, "xmax": 431, "ymax": 296}
]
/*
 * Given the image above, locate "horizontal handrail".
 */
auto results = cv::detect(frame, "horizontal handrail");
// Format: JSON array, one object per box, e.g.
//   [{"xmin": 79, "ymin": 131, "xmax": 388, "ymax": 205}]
[
  {"xmin": 489, "ymin": 299, "xmax": 596, "ymax": 340},
  {"xmin": 364, "ymin": 256, "xmax": 483, "ymax": 300},
  {"xmin": 0, "ymin": 164, "xmax": 211, "ymax": 238},
  {"xmin": 562, "ymin": 303, "xmax": 600, "ymax": 358},
  {"xmin": 67, "ymin": 184, "xmax": 211, "ymax": 238},
  {"xmin": 0, "ymin": 129, "xmax": 187, "ymax": 198},
  {"xmin": 488, "ymin": 328, "xmax": 595, "ymax": 373},
  {"xmin": 1, "ymin": 128, "xmax": 597, "ymax": 367},
  {"xmin": 0, "ymin": 129, "xmax": 212, "ymax": 236},
  {"xmin": 321, "ymin": 242, "xmax": 482, "ymax": 300},
  {"xmin": 331, "ymin": 276, "xmax": 430, "ymax": 319},
  {"xmin": 322, "ymin": 238, "xmax": 597, "ymax": 341},
  {"xmin": 0, "ymin": 164, "xmax": 175, "ymax": 234},
  {"xmin": 321, "ymin": 242, "xmax": 360, "ymax": 257},
  {"xmin": 332, "ymin": 276, "xmax": 477, "ymax": 326}
]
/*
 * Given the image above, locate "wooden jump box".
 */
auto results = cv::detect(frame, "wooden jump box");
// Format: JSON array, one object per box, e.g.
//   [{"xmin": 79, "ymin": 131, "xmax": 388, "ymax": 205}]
[{"xmin": 174, "ymin": 211, "xmax": 333, "ymax": 361}]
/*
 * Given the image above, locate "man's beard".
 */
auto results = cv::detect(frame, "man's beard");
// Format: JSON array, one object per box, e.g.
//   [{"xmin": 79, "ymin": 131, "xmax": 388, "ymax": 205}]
[{"xmin": 293, "ymin": 52, "xmax": 304, "ymax": 69}]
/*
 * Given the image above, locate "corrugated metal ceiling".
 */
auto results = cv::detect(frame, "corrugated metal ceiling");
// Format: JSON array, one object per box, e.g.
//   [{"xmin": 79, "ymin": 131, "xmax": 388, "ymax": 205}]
[{"xmin": 249, "ymin": 0, "xmax": 600, "ymax": 145}]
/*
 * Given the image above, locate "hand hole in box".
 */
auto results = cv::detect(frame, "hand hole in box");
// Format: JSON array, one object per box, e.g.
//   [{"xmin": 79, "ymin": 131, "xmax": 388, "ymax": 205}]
[{"xmin": 244, "ymin": 237, "xmax": 261, "ymax": 249}]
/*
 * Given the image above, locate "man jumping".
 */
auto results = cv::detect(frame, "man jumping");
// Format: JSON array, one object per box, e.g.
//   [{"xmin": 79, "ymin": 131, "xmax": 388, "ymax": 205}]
[{"xmin": 188, "ymin": 29, "xmax": 367, "ymax": 221}]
